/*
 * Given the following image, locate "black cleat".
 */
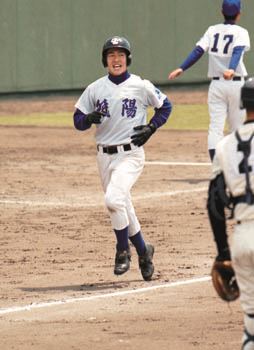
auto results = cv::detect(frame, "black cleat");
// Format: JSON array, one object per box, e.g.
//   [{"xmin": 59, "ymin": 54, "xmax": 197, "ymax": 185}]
[
  {"xmin": 138, "ymin": 244, "xmax": 154, "ymax": 281},
  {"xmin": 114, "ymin": 248, "xmax": 131, "ymax": 275}
]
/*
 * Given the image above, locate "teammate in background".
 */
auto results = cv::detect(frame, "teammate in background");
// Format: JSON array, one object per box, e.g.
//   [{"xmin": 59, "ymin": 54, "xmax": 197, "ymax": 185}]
[
  {"xmin": 73, "ymin": 36, "xmax": 172, "ymax": 281},
  {"xmin": 207, "ymin": 78, "xmax": 254, "ymax": 350},
  {"xmin": 168, "ymin": 0, "xmax": 250, "ymax": 161}
]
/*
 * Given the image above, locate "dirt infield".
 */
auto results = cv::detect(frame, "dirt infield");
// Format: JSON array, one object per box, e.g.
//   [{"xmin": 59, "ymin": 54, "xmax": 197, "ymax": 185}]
[{"xmin": 0, "ymin": 92, "xmax": 243, "ymax": 349}]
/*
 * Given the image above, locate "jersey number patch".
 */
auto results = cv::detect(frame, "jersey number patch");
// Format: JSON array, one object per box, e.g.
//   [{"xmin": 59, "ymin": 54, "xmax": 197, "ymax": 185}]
[
  {"xmin": 211, "ymin": 33, "xmax": 234, "ymax": 54},
  {"xmin": 238, "ymin": 157, "xmax": 252, "ymax": 174}
]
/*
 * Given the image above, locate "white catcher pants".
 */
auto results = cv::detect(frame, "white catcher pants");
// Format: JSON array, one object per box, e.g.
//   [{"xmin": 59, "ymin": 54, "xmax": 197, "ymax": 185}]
[
  {"xmin": 208, "ymin": 79, "xmax": 246, "ymax": 150},
  {"xmin": 231, "ymin": 220, "xmax": 254, "ymax": 349},
  {"xmin": 96, "ymin": 145, "xmax": 145, "ymax": 235}
]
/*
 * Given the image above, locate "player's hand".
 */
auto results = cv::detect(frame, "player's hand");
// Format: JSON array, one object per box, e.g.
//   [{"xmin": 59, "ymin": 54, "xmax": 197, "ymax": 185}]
[
  {"xmin": 86, "ymin": 111, "xmax": 104, "ymax": 124},
  {"xmin": 223, "ymin": 69, "xmax": 235, "ymax": 80},
  {"xmin": 131, "ymin": 123, "xmax": 156, "ymax": 147},
  {"xmin": 168, "ymin": 68, "xmax": 183, "ymax": 80}
]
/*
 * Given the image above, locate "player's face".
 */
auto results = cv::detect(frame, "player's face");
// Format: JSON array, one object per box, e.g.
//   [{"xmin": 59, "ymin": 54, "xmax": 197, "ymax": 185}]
[{"xmin": 106, "ymin": 49, "xmax": 127, "ymax": 76}]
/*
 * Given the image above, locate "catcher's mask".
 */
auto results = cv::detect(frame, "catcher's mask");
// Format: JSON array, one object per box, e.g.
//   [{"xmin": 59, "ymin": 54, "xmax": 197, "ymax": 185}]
[
  {"xmin": 240, "ymin": 77, "xmax": 254, "ymax": 110},
  {"xmin": 102, "ymin": 36, "xmax": 132, "ymax": 67}
]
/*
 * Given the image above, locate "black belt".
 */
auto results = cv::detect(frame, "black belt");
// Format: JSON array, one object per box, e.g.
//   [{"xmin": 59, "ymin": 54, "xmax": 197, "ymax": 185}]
[
  {"xmin": 212, "ymin": 76, "xmax": 244, "ymax": 81},
  {"xmin": 97, "ymin": 143, "xmax": 132, "ymax": 154}
]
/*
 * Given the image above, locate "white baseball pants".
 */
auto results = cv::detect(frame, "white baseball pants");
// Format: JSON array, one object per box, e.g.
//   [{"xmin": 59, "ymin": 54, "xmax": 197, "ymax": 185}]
[
  {"xmin": 232, "ymin": 220, "xmax": 254, "ymax": 350},
  {"xmin": 96, "ymin": 146, "xmax": 145, "ymax": 235},
  {"xmin": 208, "ymin": 79, "xmax": 246, "ymax": 150},
  {"xmin": 232, "ymin": 220, "xmax": 254, "ymax": 315}
]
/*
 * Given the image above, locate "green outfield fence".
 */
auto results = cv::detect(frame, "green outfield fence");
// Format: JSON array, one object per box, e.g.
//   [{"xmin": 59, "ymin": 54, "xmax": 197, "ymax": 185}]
[{"xmin": 1, "ymin": 0, "xmax": 253, "ymax": 94}]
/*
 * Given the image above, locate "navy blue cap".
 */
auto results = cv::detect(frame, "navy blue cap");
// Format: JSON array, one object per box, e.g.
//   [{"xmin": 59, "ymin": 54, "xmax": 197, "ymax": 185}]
[{"xmin": 222, "ymin": 0, "xmax": 241, "ymax": 16}]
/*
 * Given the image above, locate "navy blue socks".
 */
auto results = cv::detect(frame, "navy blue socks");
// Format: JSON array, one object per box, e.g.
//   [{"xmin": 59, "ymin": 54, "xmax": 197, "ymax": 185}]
[
  {"xmin": 114, "ymin": 226, "xmax": 129, "ymax": 251},
  {"xmin": 209, "ymin": 149, "xmax": 215, "ymax": 161},
  {"xmin": 129, "ymin": 231, "xmax": 146, "ymax": 256},
  {"xmin": 114, "ymin": 228, "xmax": 146, "ymax": 256}
]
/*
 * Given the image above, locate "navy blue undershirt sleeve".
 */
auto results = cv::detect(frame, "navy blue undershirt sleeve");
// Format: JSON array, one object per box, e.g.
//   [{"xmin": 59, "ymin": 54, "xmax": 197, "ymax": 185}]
[
  {"xmin": 73, "ymin": 108, "xmax": 91, "ymax": 131},
  {"xmin": 229, "ymin": 46, "xmax": 245, "ymax": 70},
  {"xmin": 180, "ymin": 45, "xmax": 205, "ymax": 71},
  {"xmin": 150, "ymin": 97, "xmax": 172, "ymax": 129}
]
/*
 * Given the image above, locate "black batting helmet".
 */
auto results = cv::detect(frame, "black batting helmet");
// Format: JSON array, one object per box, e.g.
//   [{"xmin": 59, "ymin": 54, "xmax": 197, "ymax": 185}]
[
  {"xmin": 241, "ymin": 77, "xmax": 254, "ymax": 110},
  {"xmin": 102, "ymin": 36, "xmax": 132, "ymax": 67}
]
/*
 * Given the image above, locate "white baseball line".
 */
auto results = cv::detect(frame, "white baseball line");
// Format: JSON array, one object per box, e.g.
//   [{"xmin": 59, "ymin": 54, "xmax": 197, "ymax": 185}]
[
  {"xmin": 0, "ymin": 160, "xmax": 210, "ymax": 207},
  {"xmin": 0, "ymin": 276, "xmax": 211, "ymax": 316},
  {"xmin": 0, "ymin": 161, "xmax": 210, "ymax": 316},
  {"xmin": 0, "ymin": 187, "xmax": 207, "ymax": 208},
  {"xmin": 134, "ymin": 187, "xmax": 207, "ymax": 200},
  {"xmin": 145, "ymin": 161, "xmax": 210, "ymax": 166}
]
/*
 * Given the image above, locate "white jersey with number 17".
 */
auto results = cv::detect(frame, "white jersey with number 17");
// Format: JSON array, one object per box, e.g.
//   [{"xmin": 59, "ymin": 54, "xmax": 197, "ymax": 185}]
[{"xmin": 196, "ymin": 23, "xmax": 250, "ymax": 78}]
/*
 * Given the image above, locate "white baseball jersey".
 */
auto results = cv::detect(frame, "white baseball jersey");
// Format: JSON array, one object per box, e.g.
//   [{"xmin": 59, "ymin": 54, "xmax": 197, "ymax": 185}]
[
  {"xmin": 212, "ymin": 122, "xmax": 254, "ymax": 221},
  {"xmin": 197, "ymin": 23, "xmax": 250, "ymax": 77},
  {"xmin": 212, "ymin": 121, "xmax": 254, "ymax": 322},
  {"xmin": 75, "ymin": 74, "xmax": 166, "ymax": 146}
]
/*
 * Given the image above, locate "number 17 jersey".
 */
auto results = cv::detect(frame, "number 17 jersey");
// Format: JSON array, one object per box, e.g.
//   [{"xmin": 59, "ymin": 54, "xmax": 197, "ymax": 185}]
[{"xmin": 196, "ymin": 23, "xmax": 250, "ymax": 78}]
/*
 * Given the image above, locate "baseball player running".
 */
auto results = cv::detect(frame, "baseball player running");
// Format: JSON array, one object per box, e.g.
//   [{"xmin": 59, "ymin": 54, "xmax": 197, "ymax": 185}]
[
  {"xmin": 73, "ymin": 36, "xmax": 172, "ymax": 281},
  {"xmin": 207, "ymin": 77, "xmax": 254, "ymax": 350},
  {"xmin": 168, "ymin": 0, "xmax": 250, "ymax": 161}
]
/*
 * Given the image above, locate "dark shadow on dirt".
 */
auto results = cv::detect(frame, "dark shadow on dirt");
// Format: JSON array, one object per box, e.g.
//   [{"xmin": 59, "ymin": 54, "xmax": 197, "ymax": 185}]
[{"xmin": 20, "ymin": 280, "xmax": 142, "ymax": 293}]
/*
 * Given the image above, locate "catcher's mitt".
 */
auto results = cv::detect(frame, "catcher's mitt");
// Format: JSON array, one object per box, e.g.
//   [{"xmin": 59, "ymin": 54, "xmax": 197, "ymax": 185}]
[{"xmin": 211, "ymin": 260, "xmax": 240, "ymax": 302}]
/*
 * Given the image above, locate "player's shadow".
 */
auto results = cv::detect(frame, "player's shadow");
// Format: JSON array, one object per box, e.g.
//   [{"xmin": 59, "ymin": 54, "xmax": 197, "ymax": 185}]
[
  {"xmin": 20, "ymin": 280, "xmax": 141, "ymax": 293},
  {"xmin": 170, "ymin": 178, "xmax": 209, "ymax": 184}
]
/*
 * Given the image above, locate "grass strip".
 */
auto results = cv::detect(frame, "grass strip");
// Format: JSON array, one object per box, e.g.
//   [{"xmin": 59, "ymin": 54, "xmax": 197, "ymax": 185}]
[{"xmin": 0, "ymin": 105, "xmax": 210, "ymax": 130}]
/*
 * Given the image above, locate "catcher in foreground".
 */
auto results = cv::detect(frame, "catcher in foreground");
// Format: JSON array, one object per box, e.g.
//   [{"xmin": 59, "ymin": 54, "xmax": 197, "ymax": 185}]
[{"xmin": 207, "ymin": 77, "xmax": 254, "ymax": 350}]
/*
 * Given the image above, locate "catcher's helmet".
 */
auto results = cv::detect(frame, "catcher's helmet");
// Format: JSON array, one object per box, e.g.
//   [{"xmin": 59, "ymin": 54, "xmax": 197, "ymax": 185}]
[
  {"xmin": 241, "ymin": 77, "xmax": 254, "ymax": 110},
  {"xmin": 102, "ymin": 36, "xmax": 132, "ymax": 67}
]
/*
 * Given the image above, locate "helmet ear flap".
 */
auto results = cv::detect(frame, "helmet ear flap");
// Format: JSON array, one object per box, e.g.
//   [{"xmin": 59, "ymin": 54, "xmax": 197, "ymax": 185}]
[
  {"xmin": 102, "ymin": 55, "xmax": 107, "ymax": 67},
  {"xmin": 240, "ymin": 88, "xmax": 244, "ymax": 109},
  {"xmin": 241, "ymin": 77, "xmax": 254, "ymax": 110},
  {"xmin": 126, "ymin": 54, "xmax": 132, "ymax": 66}
]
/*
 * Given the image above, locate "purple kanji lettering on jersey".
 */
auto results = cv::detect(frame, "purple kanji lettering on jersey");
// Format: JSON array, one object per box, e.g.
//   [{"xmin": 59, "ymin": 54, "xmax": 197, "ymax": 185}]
[
  {"xmin": 155, "ymin": 88, "xmax": 161, "ymax": 98},
  {"xmin": 122, "ymin": 98, "xmax": 137, "ymax": 118},
  {"xmin": 96, "ymin": 99, "xmax": 110, "ymax": 117}
]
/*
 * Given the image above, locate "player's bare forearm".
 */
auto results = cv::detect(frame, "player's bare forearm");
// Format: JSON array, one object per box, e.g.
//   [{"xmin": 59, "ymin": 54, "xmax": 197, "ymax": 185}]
[{"xmin": 168, "ymin": 68, "xmax": 183, "ymax": 80}]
